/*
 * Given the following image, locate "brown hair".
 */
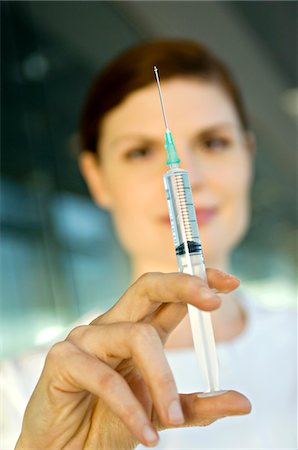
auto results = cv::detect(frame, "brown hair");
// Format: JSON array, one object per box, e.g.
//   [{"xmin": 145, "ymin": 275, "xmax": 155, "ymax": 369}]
[{"xmin": 79, "ymin": 39, "xmax": 250, "ymax": 153}]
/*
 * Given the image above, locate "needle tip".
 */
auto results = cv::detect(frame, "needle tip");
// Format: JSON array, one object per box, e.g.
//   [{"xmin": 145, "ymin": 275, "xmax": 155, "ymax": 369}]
[{"xmin": 153, "ymin": 65, "xmax": 158, "ymax": 73}]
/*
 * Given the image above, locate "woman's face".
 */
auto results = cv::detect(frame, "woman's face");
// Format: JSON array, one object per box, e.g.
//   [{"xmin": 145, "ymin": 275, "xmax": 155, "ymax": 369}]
[{"xmin": 82, "ymin": 78, "xmax": 253, "ymax": 269}]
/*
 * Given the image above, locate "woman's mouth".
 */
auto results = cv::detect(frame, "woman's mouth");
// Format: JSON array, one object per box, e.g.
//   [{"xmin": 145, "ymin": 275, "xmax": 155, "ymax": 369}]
[
  {"xmin": 195, "ymin": 207, "xmax": 217, "ymax": 225},
  {"xmin": 161, "ymin": 207, "xmax": 217, "ymax": 226}
]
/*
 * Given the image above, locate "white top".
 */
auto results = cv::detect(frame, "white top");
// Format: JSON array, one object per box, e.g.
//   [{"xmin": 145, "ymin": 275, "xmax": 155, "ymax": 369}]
[{"xmin": 1, "ymin": 297, "xmax": 297, "ymax": 450}]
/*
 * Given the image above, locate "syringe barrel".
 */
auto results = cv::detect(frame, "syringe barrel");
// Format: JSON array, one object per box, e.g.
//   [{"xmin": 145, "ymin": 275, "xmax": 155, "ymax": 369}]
[
  {"xmin": 163, "ymin": 167, "xmax": 205, "ymax": 264},
  {"xmin": 163, "ymin": 167, "xmax": 220, "ymax": 393}
]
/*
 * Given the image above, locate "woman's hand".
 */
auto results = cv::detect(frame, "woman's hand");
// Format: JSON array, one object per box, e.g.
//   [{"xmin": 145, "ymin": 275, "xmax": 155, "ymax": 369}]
[{"xmin": 16, "ymin": 270, "xmax": 251, "ymax": 450}]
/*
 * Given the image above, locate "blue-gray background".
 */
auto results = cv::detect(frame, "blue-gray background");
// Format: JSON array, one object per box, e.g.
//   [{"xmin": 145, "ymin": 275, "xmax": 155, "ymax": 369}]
[{"xmin": 1, "ymin": 1, "xmax": 297, "ymax": 357}]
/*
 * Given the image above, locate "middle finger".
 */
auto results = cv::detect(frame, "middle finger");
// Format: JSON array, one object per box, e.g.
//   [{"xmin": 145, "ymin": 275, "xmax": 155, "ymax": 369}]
[{"xmin": 67, "ymin": 322, "xmax": 185, "ymax": 427}]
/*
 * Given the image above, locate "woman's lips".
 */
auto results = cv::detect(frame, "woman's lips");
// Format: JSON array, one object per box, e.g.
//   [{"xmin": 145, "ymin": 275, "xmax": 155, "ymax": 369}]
[
  {"xmin": 161, "ymin": 207, "xmax": 217, "ymax": 226},
  {"xmin": 195, "ymin": 208, "xmax": 217, "ymax": 225}
]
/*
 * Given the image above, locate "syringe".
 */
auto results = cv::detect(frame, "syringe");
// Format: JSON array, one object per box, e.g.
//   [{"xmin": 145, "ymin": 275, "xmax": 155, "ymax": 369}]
[{"xmin": 154, "ymin": 66, "xmax": 221, "ymax": 395}]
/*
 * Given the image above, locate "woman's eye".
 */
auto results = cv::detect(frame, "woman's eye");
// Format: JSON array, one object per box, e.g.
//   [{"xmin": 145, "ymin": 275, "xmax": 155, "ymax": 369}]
[
  {"xmin": 203, "ymin": 137, "xmax": 230, "ymax": 151},
  {"xmin": 124, "ymin": 147, "xmax": 153, "ymax": 160}
]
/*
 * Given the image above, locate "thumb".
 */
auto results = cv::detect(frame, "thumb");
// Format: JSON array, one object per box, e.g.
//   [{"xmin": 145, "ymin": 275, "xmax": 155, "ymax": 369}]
[{"xmin": 155, "ymin": 390, "xmax": 252, "ymax": 430}]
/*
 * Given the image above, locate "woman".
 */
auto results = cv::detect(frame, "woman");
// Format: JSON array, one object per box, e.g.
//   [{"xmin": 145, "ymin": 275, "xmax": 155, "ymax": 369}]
[{"xmin": 3, "ymin": 40, "xmax": 295, "ymax": 449}]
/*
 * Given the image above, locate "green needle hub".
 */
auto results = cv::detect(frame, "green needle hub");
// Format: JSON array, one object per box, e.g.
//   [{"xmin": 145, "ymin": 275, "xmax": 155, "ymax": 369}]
[{"xmin": 165, "ymin": 130, "xmax": 181, "ymax": 165}]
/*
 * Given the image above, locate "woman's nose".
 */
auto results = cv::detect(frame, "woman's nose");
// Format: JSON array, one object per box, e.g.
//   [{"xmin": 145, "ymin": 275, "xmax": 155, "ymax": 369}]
[{"xmin": 178, "ymin": 148, "xmax": 205, "ymax": 190}]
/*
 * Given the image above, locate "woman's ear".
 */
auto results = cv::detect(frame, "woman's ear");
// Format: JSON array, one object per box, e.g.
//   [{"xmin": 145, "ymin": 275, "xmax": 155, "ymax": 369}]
[{"xmin": 79, "ymin": 151, "xmax": 112, "ymax": 210}]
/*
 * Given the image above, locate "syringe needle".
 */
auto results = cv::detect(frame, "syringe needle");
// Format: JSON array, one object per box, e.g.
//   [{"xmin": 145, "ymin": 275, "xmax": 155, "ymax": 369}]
[
  {"xmin": 153, "ymin": 66, "xmax": 169, "ymax": 130},
  {"xmin": 154, "ymin": 66, "xmax": 180, "ymax": 166}
]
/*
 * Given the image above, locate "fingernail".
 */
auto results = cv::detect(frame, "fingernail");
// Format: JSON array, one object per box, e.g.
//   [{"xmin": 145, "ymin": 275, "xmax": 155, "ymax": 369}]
[
  {"xmin": 142, "ymin": 425, "xmax": 159, "ymax": 445},
  {"xmin": 168, "ymin": 399, "xmax": 184, "ymax": 425},
  {"xmin": 200, "ymin": 288, "xmax": 214, "ymax": 300},
  {"xmin": 225, "ymin": 272, "xmax": 240, "ymax": 282}
]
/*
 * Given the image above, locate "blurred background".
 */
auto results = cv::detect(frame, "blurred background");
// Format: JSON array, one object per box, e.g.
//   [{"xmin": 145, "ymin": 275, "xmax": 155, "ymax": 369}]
[{"xmin": 1, "ymin": 1, "xmax": 297, "ymax": 357}]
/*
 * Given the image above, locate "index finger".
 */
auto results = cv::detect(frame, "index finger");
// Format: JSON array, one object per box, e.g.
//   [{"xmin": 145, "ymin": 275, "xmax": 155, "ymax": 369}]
[{"xmin": 93, "ymin": 270, "xmax": 239, "ymax": 326}]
